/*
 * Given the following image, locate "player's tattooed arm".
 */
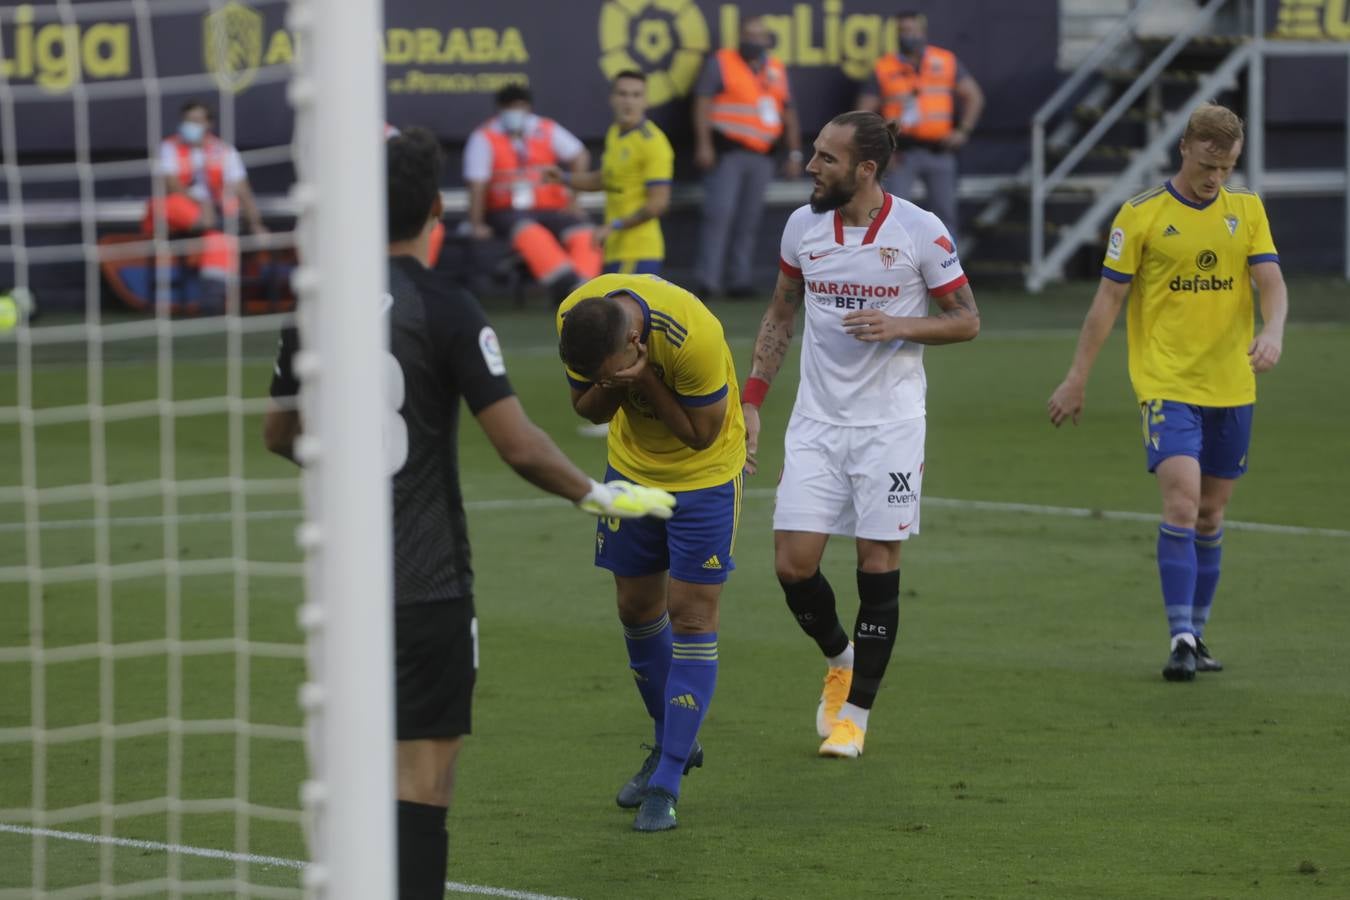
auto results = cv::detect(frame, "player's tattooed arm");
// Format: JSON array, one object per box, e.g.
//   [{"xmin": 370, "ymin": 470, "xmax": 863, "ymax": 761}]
[
  {"xmin": 844, "ymin": 282, "xmax": 980, "ymax": 345},
  {"xmin": 749, "ymin": 271, "xmax": 803, "ymax": 383},
  {"xmin": 932, "ymin": 283, "xmax": 981, "ymax": 338}
]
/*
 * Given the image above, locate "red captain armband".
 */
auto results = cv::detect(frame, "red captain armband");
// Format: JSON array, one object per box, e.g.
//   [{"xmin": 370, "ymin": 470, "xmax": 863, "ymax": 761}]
[{"xmin": 742, "ymin": 376, "xmax": 770, "ymax": 408}]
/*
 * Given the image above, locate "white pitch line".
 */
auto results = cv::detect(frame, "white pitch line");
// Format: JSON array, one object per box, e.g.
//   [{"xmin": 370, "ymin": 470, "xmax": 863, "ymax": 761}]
[
  {"xmin": 0, "ymin": 824, "xmax": 578, "ymax": 900},
  {"xmin": 2, "ymin": 489, "xmax": 1348, "ymax": 539},
  {"xmin": 0, "ymin": 508, "xmax": 302, "ymax": 532},
  {"xmin": 919, "ymin": 496, "xmax": 1350, "ymax": 539}
]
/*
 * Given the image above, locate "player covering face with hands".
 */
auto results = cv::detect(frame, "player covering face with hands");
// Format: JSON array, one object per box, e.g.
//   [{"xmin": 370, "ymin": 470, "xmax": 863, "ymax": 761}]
[
  {"xmin": 263, "ymin": 128, "xmax": 673, "ymax": 900},
  {"xmin": 558, "ymin": 273, "xmax": 746, "ymax": 833},
  {"xmin": 742, "ymin": 111, "xmax": 978, "ymax": 759}
]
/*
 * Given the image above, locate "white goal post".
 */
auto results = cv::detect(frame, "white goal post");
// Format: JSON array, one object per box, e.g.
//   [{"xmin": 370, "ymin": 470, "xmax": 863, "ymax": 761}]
[{"xmin": 291, "ymin": 0, "xmax": 396, "ymax": 897}]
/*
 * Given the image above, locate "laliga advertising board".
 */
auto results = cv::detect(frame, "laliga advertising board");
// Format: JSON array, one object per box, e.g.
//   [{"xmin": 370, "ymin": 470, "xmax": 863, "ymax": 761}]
[
  {"xmin": 0, "ymin": 0, "xmax": 1058, "ymax": 154},
  {"xmin": 1, "ymin": 0, "xmax": 1341, "ymax": 155}
]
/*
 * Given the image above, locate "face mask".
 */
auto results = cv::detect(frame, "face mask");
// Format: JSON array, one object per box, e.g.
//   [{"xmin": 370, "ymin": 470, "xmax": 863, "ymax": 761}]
[
  {"xmin": 178, "ymin": 121, "xmax": 206, "ymax": 144},
  {"xmin": 899, "ymin": 37, "xmax": 926, "ymax": 57},
  {"xmin": 739, "ymin": 40, "xmax": 769, "ymax": 62},
  {"xmin": 498, "ymin": 109, "xmax": 528, "ymax": 133}
]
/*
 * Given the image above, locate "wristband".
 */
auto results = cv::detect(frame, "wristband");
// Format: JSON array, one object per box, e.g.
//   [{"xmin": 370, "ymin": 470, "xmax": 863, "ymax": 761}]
[
  {"xmin": 787, "ymin": 150, "xmax": 803, "ymax": 161},
  {"xmin": 742, "ymin": 376, "xmax": 770, "ymax": 408},
  {"xmin": 609, "ymin": 218, "xmax": 626, "ymax": 231},
  {"xmin": 559, "ymin": 171, "xmax": 573, "ymax": 187}
]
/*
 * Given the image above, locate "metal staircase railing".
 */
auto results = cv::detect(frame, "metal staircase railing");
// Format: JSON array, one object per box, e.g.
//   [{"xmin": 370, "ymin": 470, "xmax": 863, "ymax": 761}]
[
  {"xmin": 1028, "ymin": 0, "xmax": 1238, "ymax": 290},
  {"xmin": 1028, "ymin": 44, "xmax": 1254, "ymax": 291}
]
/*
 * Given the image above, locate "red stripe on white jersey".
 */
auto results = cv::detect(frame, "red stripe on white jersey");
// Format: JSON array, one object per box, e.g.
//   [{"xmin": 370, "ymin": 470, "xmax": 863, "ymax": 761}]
[
  {"xmin": 929, "ymin": 273, "xmax": 969, "ymax": 297},
  {"xmin": 861, "ymin": 192, "xmax": 893, "ymax": 245}
]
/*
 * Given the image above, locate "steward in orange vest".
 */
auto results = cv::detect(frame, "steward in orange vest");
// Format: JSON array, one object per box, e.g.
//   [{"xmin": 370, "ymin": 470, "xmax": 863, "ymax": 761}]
[
  {"xmin": 874, "ymin": 44, "xmax": 960, "ymax": 145},
  {"xmin": 463, "ymin": 85, "xmax": 601, "ymax": 303},
  {"xmin": 691, "ymin": 16, "xmax": 803, "ymax": 297},
  {"xmin": 860, "ymin": 13, "xmax": 983, "ymax": 152},
  {"xmin": 857, "ymin": 13, "xmax": 983, "ymax": 234},
  {"xmin": 142, "ymin": 100, "xmax": 268, "ymax": 309},
  {"xmin": 708, "ymin": 47, "xmax": 790, "ymax": 154}
]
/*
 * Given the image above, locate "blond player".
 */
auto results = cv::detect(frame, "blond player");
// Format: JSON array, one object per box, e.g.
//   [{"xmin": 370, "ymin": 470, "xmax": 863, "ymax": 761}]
[{"xmin": 1049, "ymin": 103, "xmax": 1288, "ymax": 681}]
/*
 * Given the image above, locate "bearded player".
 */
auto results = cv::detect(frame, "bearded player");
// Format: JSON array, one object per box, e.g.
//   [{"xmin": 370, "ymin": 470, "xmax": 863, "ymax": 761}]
[{"xmin": 742, "ymin": 111, "xmax": 979, "ymax": 758}]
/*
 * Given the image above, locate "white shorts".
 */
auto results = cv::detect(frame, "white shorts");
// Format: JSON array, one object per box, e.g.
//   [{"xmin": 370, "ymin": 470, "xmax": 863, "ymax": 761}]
[{"xmin": 773, "ymin": 413, "xmax": 926, "ymax": 541}]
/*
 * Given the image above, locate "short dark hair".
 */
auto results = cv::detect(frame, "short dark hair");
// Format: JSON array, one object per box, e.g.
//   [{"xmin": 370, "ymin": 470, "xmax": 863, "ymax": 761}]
[
  {"xmin": 558, "ymin": 296, "xmax": 628, "ymax": 378},
  {"xmin": 180, "ymin": 99, "xmax": 211, "ymax": 119},
  {"xmin": 828, "ymin": 110, "xmax": 899, "ymax": 176},
  {"xmin": 495, "ymin": 84, "xmax": 532, "ymax": 107},
  {"xmin": 386, "ymin": 127, "xmax": 443, "ymax": 243},
  {"xmin": 612, "ymin": 70, "xmax": 646, "ymax": 87}
]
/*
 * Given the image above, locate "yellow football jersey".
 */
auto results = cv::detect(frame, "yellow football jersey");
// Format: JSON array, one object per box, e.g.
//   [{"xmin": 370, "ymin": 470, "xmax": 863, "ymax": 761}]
[
  {"xmin": 1102, "ymin": 181, "xmax": 1279, "ymax": 407},
  {"xmin": 601, "ymin": 120, "xmax": 674, "ymax": 264},
  {"xmin": 557, "ymin": 273, "xmax": 746, "ymax": 491}
]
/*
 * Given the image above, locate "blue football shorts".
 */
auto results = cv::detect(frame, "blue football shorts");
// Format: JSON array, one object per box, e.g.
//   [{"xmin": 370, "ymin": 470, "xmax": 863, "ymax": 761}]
[
  {"xmin": 594, "ymin": 464, "xmax": 741, "ymax": 585},
  {"xmin": 1141, "ymin": 399, "xmax": 1253, "ymax": 479},
  {"xmin": 603, "ymin": 259, "xmax": 663, "ymax": 275}
]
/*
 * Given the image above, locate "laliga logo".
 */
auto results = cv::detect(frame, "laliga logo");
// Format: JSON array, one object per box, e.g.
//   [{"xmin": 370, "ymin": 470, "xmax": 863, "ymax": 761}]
[
  {"xmin": 598, "ymin": 0, "xmax": 710, "ymax": 107},
  {"xmin": 204, "ymin": 1, "xmax": 263, "ymax": 94}
]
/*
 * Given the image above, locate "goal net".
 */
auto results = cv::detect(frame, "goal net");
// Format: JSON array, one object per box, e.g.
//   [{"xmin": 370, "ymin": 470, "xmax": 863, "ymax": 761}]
[{"xmin": 0, "ymin": 1, "xmax": 392, "ymax": 897}]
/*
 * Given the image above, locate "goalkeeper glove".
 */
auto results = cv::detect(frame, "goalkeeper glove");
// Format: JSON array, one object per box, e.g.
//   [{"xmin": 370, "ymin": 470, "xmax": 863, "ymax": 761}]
[{"xmin": 577, "ymin": 479, "xmax": 676, "ymax": 520}]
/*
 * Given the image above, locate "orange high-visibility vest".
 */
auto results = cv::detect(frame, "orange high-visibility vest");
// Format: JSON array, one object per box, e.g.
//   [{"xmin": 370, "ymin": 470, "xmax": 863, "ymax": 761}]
[
  {"xmin": 169, "ymin": 135, "xmax": 229, "ymax": 203},
  {"xmin": 874, "ymin": 46, "xmax": 959, "ymax": 142},
  {"xmin": 709, "ymin": 48, "xmax": 789, "ymax": 154},
  {"xmin": 484, "ymin": 117, "xmax": 569, "ymax": 212}
]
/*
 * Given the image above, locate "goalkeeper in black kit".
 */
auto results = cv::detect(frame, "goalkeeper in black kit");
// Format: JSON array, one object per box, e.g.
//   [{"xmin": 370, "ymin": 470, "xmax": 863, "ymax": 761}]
[{"xmin": 263, "ymin": 128, "xmax": 674, "ymax": 900}]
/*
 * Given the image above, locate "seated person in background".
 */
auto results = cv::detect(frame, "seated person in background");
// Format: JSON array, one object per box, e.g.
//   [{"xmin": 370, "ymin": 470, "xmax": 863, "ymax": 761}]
[
  {"xmin": 463, "ymin": 85, "xmax": 600, "ymax": 304},
  {"xmin": 142, "ymin": 100, "xmax": 268, "ymax": 312}
]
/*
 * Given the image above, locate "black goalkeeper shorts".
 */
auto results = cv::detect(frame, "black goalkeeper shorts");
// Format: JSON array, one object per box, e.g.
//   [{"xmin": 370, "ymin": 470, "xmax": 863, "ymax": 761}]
[{"xmin": 394, "ymin": 600, "xmax": 477, "ymax": 741}]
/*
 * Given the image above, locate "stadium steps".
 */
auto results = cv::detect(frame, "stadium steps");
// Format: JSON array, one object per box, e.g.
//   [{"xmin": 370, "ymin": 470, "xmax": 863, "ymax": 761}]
[
  {"xmin": 1100, "ymin": 67, "xmax": 1210, "ymax": 85},
  {"xmin": 969, "ymin": 186, "xmax": 1100, "ymax": 284},
  {"xmin": 975, "ymin": 5, "xmax": 1253, "ymax": 287},
  {"xmin": 1072, "ymin": 105, "xmax": 1158, "ymax": 124}
]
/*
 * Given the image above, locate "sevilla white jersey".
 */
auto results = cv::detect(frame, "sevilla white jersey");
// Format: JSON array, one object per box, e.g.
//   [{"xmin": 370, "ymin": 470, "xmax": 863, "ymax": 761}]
[{"xmin": 778, "ymin": 193, "xmax": 967, "ymax": 425}]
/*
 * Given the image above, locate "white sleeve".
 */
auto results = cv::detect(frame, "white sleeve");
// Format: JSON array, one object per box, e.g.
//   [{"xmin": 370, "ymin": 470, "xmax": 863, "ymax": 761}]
[
  {"xmin": 917, "ymin": 213, "xmax": 967, "ymax": 296},
  {"xmin": 549, "ymin": 122, "xmax": 585, "ymax": 164},
  {"xmin": 224, "ymin": 146, "xmax": 247, "ymax": 184},
  {"xmin": 778, "ymin": 205, "xmax": 813, "ymax": 277},
  {"xmin": 156, "ymin": 140, "xmax": 177, "ymax": 177},
  {"xmin": 462, "ymin": 129, "xmax": 492, "ymax": 183}
]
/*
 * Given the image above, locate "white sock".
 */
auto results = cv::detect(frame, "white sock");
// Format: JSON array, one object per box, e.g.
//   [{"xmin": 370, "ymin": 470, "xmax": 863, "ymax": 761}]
[
  {"xmin": 839, "ymin": 702, "xmax": 869, "ymax": 731},
  {"xmin": 1171, "ymin": 632, "xmax": 1197, "ymax": 651},
  {"xmin": 827, "ymin": 643, "xmax": 854, "ymax": 669}
]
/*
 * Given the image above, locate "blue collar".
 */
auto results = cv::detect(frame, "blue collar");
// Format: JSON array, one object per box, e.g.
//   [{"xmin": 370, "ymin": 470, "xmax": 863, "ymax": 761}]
[
  {"xmin": 606, "ymin": 288, "xmax": 651, "ymax": 344},
  {"xmin": 1166, "ymin": 179, "xmax": 1216, "ymax": 210},
  {"xmin": 618, "ymin": 119, "xmax": 647, "ymax": 136}
]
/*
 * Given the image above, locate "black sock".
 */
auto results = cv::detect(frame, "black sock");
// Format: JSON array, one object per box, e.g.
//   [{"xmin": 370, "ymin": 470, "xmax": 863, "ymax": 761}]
[
  {"xmin": 780, "ymin": 569, "xmax": 850, "ymax": 658},
  {"xmin": 847, "ymin": 569, "xmax": 900, "ymax": 709},
  {"xmin": 398, "ymin": 799, "xmax": 448, "ymax": 900}
]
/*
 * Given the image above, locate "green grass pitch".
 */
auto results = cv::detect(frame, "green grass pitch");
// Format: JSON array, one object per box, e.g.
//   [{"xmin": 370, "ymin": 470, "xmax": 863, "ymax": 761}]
[{"xmin": 1, "ymin": 281, "xmax": 1347, "ymax": 898}]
